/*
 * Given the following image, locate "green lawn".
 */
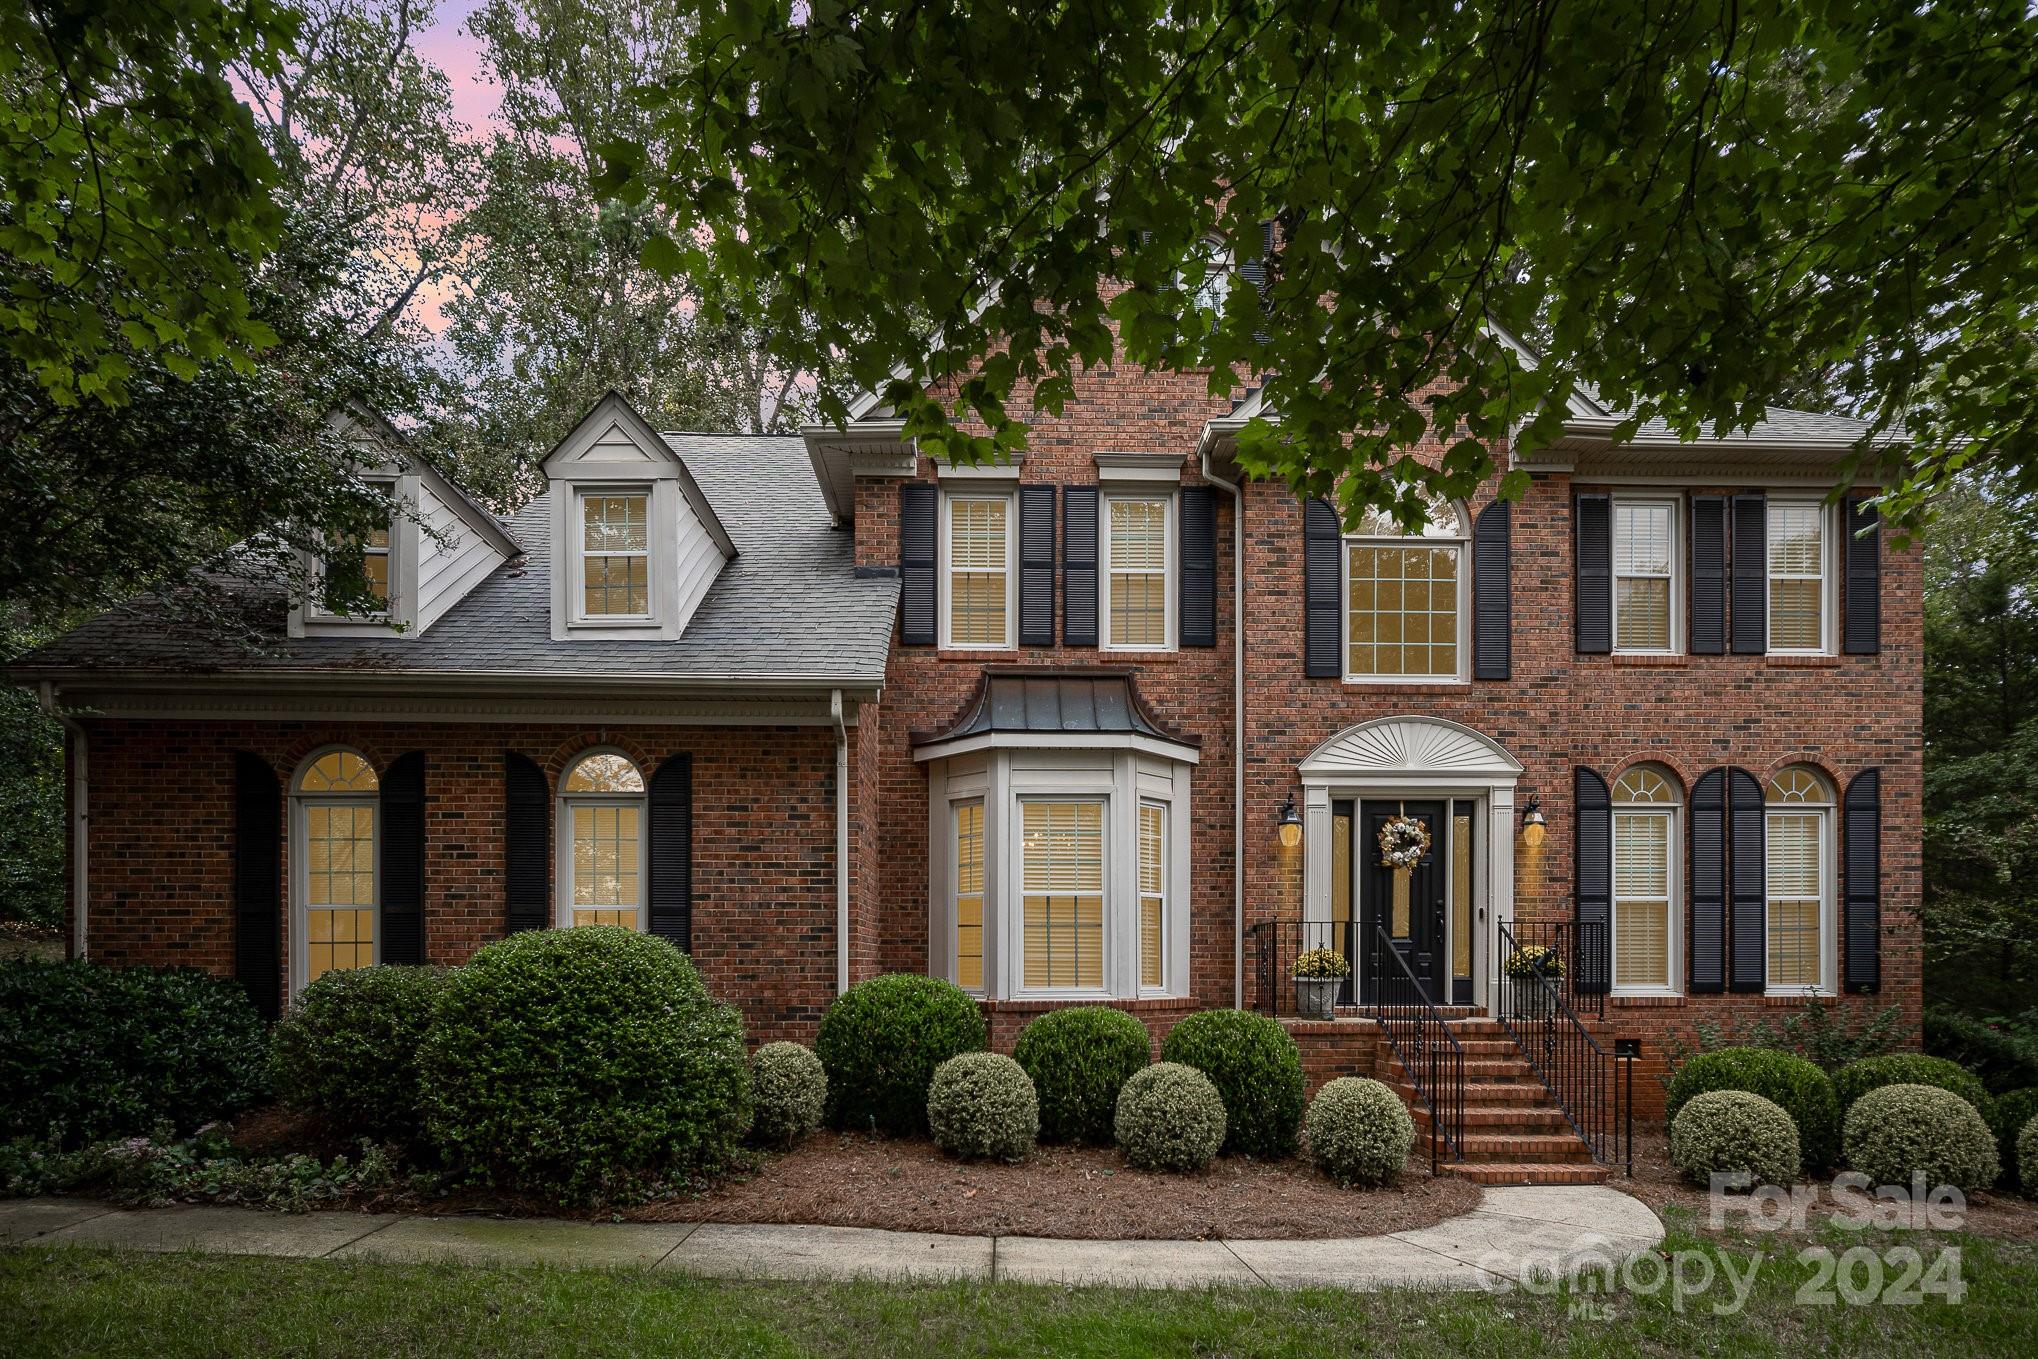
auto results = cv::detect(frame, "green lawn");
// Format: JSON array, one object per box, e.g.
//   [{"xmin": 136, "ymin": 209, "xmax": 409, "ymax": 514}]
[{"xmin": 3, "ymin": 1215, "xmax": 2034, "ymax": 1358}]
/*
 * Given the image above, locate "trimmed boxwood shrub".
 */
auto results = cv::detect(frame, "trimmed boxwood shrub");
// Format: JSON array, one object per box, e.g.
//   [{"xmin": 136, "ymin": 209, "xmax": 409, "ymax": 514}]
[
  {"xmin": 1665, "ymin": 1047, "xmax": 1841, "ymax": 1172},
  {"xmin": 271, "ymin": 965, "xmax": 447, "ymax": 1143},
  {"xmin": 0, "ymin": 958, "xmax": 270, "ymax": 1149},
  {"xmin": 1011, "ymin": 1007, "xmax": 1151, "ymax": 1144},
  {"xmin": 1159, "ymin": 1009, "xmax": 1304, "ymax": 1158},
  {"xmin": 927, "ymin": 1052, "xmax": 1038, "ymax": 1162},
  {"xmin": 2019, "ymin": 1115, "xmax": 2038, "ymax": 1197},
  {"xmin": 1670, "ymin": 1090, "xmax": 1802, "ymax": 1188},
  {"xmin": 1115, "ymin": 1062, "xmax": 1225, "ymax": 1172},
  {"xmin": 1305, "ymin": 1077, "xmax": 1415, "ymax": 1187},
  {"xmin": 1843, "ymin": 1083, "xmax": 1999, "ymax": 1193},
  {"xmin": 815, "ymin": 974, "xmax": 986, "ymax": 1135},
  {"xmin": 1833, "ymin": 1053, "xmax": 1994, "ymax": 1127},
  {"xmin": 749, "ymin": 1042, "xmax": 827, "ymax": 1148},
  {"xmin": 417, "ymin": 928, "xmax": 751, "ymax": 1203},
  {"xmin": 1990, "ymin": 1087, "xmax": 2038, "ymax": 1186}
]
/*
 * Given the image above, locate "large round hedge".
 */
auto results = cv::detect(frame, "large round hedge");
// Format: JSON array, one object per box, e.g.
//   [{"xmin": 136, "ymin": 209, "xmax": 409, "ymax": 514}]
[
  {"xmin": 1669, "ymin": 1090, "xmax": 1802, "ymax": 1188},
  {"xmin": 271, "ymin": 965, "xmax": 447, "ymax": 1143},
  {"xmin": 1012, "ymin": 1007, "xmax": 1151, "ymax": 1144},
  {"xmin": 1990, "ymin": 1087, "xmax": 2038, "ymax": 1185},
  {"xmin": 1159, "ymin": 1009, "xmax": 1304, "ymax": 1158},
  {"xmin": 1833, "ymin": 1053, "xmax": 1994, "ymax": 1126},
  {"xmin": 927, "ymin": 1052, "xmax": 1038, "ymax": 1162},
  {"xmin": 815, "ymin": 974, "xmax": 986, "ymax": 1135},
  {"xmin": 1843, "ymin": 1084, "xmax": 2000, "ymax": 1193},
  {"xmin": 416, "ymin": 928, "xmax": 751, "ymax": 1203},
  {"xmin": 1305, "ymin": 1077, "xmax": 1415, "ymax": 1187},
  {"xmin": 0, "ymin": 958, "xmax": 270, "ymax": 1149},
  {"xmin": 749, "ymin": 1042, "xmax": 827, "ymax": 1148},
  {"xmin": 1115, "ymin": 1062, "xmax": 1226, "ymax": 1172},
  {"xmin": 1665, "ymin": 1047, "xmax": 1841, "ymax": 1172},
  {"xmin": 2019, "ymin": 1116, "xmax": 2038, "ymax": 1197}
]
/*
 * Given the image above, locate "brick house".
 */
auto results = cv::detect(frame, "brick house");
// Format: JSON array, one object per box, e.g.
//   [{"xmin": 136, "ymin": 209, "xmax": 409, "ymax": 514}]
[{"xmin": 14, "ymin": 341, "xmax": 1918, "ymax": 1181}]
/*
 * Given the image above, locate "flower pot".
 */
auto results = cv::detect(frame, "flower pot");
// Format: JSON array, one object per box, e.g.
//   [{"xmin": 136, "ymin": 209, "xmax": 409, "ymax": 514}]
[
  {"xmin": 1293, "ymin": 976, "xmax": 1342, "ymax": 1021},
  {"xmin": 1509, "ymin": 984, "xmax": 1552, "ymax": 1021}
]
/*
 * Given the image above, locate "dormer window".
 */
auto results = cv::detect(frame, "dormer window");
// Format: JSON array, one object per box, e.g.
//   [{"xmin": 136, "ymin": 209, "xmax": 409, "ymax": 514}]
[
  {"xmin": 320, "ymin": 484, "xmax": 395, "ymax": 618},
  {"xmin": 579, "ymin": 491, "xmax": 651, "ymax": 619}
]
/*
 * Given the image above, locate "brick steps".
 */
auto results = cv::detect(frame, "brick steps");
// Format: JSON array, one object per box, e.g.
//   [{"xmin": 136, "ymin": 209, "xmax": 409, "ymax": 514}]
[{"xmin": 1453, "ymin": 1162, "xmax": 1614, "ymax": 1186}]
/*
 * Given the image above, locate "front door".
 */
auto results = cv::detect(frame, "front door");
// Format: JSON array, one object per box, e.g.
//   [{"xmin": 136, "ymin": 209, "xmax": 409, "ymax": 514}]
[{"xmin": 1359, "ymin": 801, "xmax": 1447, "ymax": 1005}]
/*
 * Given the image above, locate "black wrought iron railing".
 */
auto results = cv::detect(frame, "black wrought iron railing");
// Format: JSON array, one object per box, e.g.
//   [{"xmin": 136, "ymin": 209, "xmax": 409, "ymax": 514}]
[
  {"xmin": 1247, "ymin": 918, "xmax": 1358, "ymax": 1016},
  {"xmin": 1495, "ymin": 921, "xmax": 1625, "ymax": 1166},
  {"xmin": 1367, "ymin": 927, "xmax": 1466, "ymax": 1171},
  {"xmin": 1504, "ymin": 919, "xmax": 1608, "ymax": 1019}
]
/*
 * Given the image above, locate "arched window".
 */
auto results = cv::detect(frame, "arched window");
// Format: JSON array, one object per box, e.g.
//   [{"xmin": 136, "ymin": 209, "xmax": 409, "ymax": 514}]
[
  {"xmin": 1766, "ymin": 766, "xmax": 1835, "ymax": 992},
  {"xmin": 560, "ymin": 751, "xmax": 647, "ymax": 930},
  {"xmin": 1182, "ymin": 235, "xmax": 1233, "ymax": 315},
  {"xmin": 1611, "ymin": 764, "xmax": 1681, "ymax": 993},
  {"xmin": 1344, "ymin": 491, "xmax": 1471, "ymax": 682},
  {"xmin": 293, "ymin": 749, "xmax": 379, "ymax": 986}
]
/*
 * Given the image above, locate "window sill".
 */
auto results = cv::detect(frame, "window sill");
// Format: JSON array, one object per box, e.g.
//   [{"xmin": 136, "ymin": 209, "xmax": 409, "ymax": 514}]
[
  {"xmin": 567, "ymin": 617, "xmax": 662, "ymax": 630},
  {"xmin": 1337, "ymin": 678, "xmax": 1469, "ymax": 692},
  {"xmin": 976, "ymin": 994, "xmax": 1197, "ymax": 1013}
]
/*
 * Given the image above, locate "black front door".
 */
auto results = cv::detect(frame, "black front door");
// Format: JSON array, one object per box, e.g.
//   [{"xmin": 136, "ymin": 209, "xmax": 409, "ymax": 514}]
[{"xmin": 1359, "ymin": 802, "xmax": 1447, "ymax": 1005}]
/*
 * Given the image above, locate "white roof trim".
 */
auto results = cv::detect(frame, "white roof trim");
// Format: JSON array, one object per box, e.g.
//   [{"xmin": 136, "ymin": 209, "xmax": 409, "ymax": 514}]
[
  {"xmin": 542, "ymin": 391, "xmax": 737, "ymax": 560},
  {"xmin": 913, "ymin": 730, "xmax": 1201, "ymax": 766}
]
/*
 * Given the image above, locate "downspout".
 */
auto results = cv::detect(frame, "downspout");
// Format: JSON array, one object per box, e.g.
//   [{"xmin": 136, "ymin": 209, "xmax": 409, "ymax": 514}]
[
  {"xmin": 1201, "ymin": 457, "xmax": 1247, "ymax": 1009},
  {"xmin": 831, "ymin": 688, "xmax": 850, "ymax": 994},
  {"xmin": 38, "ymin": 682, "xmax": 87, "ymax": 959}
]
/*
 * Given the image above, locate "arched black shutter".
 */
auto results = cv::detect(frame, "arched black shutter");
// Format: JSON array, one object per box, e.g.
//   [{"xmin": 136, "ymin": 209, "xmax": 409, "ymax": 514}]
[
  {"xmin": 1574, "ymin": 766, "xmax": 1612, "ymax": 993},
  {"xmin": 1179, "ymin": 486, "xmax": 1217, "ymax": 647},
  {"xmin": 1727, "ymin": 767, "xmax": 1766, "ymax": 991},
  {"xmin": 1688, "ymin": 768, "xmax": 1728, "ymax": 993},
  {"xmin": 1730, "ymin": 495, "xmax": 1768, "ymax": 653},
  {"xmin": 1062, "ymin": 486, "xmax": 1099, "ymax": 646},
  {"xmin": 1843, "ymin": 497, "xmax": 1881, "ymax": 655},
  {"xmin": 1689, "ymin": 496, "xmax": 1727, "ymax": 654},
  {"xmin": 233, "ymin": 753, "xmax": 282, "ymax": 1020},
  {"xmin": 898, "ymin": 483, "xmax": 937, "ymax": 646},
  {"xmin": 1303, "ymin": 497, "xmax": 1342, "ymax": 677},
  {"xmin": 1844, "ymin": 769, "xmax": 1882, "ymax": 992},
  {"xmin": 1018, "ymin": 484, "xmax": 1056, "ymax": 646},
  {"xmin": 648, "ymin": 755, "xmax": 693, "ymax": 950},
  {"xmin": 504, "ymin": 753, "xmax": 549, "ymax": 933},
  {"xmin": 1472, "ymin": 500, "xmax": 1511, "ymax": 679},
  {"xmin": 379, "ymin": 752, "xmax": 425, "ymax": 965},
  {"xmin": 1574, "ymin": 494, "xmax": 1611, "ymax": 653}
]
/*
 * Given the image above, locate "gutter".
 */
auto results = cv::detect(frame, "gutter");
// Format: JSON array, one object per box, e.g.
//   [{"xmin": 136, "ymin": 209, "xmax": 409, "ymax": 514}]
[
  {"xmin": 831, "ymin": 689, "xmax": 850, "ymax": 995},
  {"xmin": 37, "ymin": 683, "xmax": 87, "ymax": 960},
  {"xmin": 1200, "ymin": 446, "xmax": 1248, "ymax": 1010}
]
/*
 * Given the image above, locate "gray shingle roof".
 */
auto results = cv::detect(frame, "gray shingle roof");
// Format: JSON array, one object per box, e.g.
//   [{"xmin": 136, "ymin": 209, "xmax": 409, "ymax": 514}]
[
  {"xmin": 16, "ymin": 434, "xmax": 900, "ymax": 688},
  {"xmin": 1622, "ymin": 406, "xmax": 1878, "ymax": 443}
]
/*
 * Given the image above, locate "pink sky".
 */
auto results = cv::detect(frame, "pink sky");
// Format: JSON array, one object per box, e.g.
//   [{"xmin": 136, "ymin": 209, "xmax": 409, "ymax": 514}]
[{"xmin": 413, "ymin": 3, "xmax": 499, "ymax": 133}]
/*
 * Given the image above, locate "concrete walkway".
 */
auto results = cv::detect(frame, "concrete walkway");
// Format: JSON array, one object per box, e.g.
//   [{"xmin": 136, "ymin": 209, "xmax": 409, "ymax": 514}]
[{"xmin": 0, "ymin": 1186, "xmax": 1663, "ymax": 1292}]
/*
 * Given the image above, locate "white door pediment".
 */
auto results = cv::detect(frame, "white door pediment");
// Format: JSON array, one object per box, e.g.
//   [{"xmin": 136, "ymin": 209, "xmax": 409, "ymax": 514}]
[{"xmin": 1298, "ymin": 716, "xmax": 1524, "ymax": 782}]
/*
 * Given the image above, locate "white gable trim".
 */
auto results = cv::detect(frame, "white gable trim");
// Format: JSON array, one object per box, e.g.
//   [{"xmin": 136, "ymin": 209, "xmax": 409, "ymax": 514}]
[{"xmin": 541, "ymin": 391, "xmax": 737, "ymax": 560}]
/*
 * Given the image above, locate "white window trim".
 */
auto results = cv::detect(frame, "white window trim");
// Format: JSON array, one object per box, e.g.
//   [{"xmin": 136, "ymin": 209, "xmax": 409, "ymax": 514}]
[
  {"xmin": 1611, "ymin": 495, "xmax": 1681, "ymax": 655},
  {"xmin": 554, "ymin": 750, "xmax": 650, "ymax": 932},
  {"xmin": 1137, "ymin": 796, "xmax": 1170, "ymax": 996},
  {"xmin": 288, "ymin": 748, "xmax": 380, "ymax": 998},
  {"xmin": 952, "ymin": 798, "xmax": 987, "ymax": 995},
  {"xmin": 939, "ymin": 489, "xmax": 1018, "ymax": 651},
  {"xmin": 1766, "ymin": 497, "xmax": 1837, "ymax": 655},
  {"xmin": 1610, "ymin": 803, "xmax": 1682, "ymax": 996},
  {"xmin": 1014, "ymin": 794, "xmax": 1113, "ymax": 999},
  {"xmin": 1340, "ymin": 502, "xmax": 1472, "ymax": 685},
  {"xmin": 1764, "ymin": 800, "xmax": 1836, "ymax": 997},
  {"xmin": 1100, "ymin": 492, "xmax": 1176, "ymax": 652},
  {"xmin": 571, "ymin": 485, "xmax": 657, "ymax": 627}
]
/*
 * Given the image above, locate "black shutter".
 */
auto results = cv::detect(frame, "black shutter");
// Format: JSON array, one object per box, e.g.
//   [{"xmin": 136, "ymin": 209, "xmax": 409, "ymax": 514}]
[
  {"xmin": 1574, "ymin": 767, "xmax": 1613, "ymax": 993},
  {"xmin": 1844, "ymin": 769, "xmax": 1882, "ymax": 992},
  {"xmin": 1575, "ymin": 493, "xmax": 1612, "ymax": 653},
  {"xmin": 1731, "ymin": 494, "xmax": 1768, "ymax": 653},
  {"xmin": 1179, "ymin": 486, "xmax": 1217, "ymax": 647},
  {"xmin": 1472, "ymin": 500, "xmax": 1511, "ymax": 680},
  {"xmin": 1062, "ymin": 486, "xmax": 1099, "ymax": 646},
  {"xmin": 1727, "ymin": 767, "xmax": 1766, "ymax": 992},
  {"xmin": 1843, "ymin": 496, "xmax": 1881, "ymax": 655},
  {"xmin": 504, "ymin": 753, "xmax": 549, "ymax": 933},
  {"xmin": 1235, "ymin": 218, "xmax": 1276, "ymax": 320},
  {"xmin": 648, "ymin": 755, "xmax": 693, "ymax": 950},
  {"xmin": 1018, "ymin": 485, "xmax": 1056, "ymax": 646},
  {"xmin": 899, "ymin": 482, "xmax": 937, "ymax": 646},
  {"xmin": 1688, "ymin": 769, "xmax": 1728, "ymax": 993},
  {"xmin": 1303, "ymin": 497, "xmax": 1342, "ymax": 677},
  {"xmin": 378, "ymin": 752, "xmax": 425, "ymax": 966},
  {"xmin": 1690, "ymin": 495, "xmax": 1727, "ymax": 655},
  {"xmin": 232, "ymin": 753, "xmax": 282, "ymax": 1020}
]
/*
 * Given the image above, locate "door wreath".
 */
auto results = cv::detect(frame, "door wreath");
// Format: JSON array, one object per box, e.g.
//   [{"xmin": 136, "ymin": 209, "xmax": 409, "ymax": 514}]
[{"xmin": 1377, "ymin": 815, "xmax": 1430, "ymax": 869}]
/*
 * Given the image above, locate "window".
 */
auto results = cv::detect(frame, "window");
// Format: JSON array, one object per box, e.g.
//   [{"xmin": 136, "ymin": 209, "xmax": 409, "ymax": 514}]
[
  {"xmin": 954, "ymin": 801, "xmax": 985, "ymax": 991},
  {"xmin": 580, "ymin": 492, "xmax": 651, "ymax": 618},
  {"xmin": 320, "ymin": 485, "xmax": 395, "ymax": 617},
  {"xmin": 1021, "ymin": 801, "xmax": 1105, "ymax": 990},
  {"xmin": 1768, "ymin": 501, "xmax": 1829, "ymax": 652},
  {"xmin": 560, "ymin": 751, "xmax": 646, "ymax": 929},
  {"xmin": 1611, "ymin": 765, "xmax": 1680, "ymax": 992},
  {"xmin": 295, "ymin": 749, "xmax": 379, "ymax": 985},
  {"xmin": 1344, "ymin": 494, "xmax": 1468, "ymax": 681},
  {"xmin": 1766, "ymin": 766, "xmax": 1833, "ymax": 992},
  {"xmin": 1138, "ymin": 802, "xmax": 1166, "ymax": 989},
  {"xmin": 1184, "ymin": 236, "xmax": 1233, "ymax": 315},
  {"xmin": 1103, "ymin": 495, "xmax": 1173, "ymax": 649},
  {"xmin": 944, "ymin": 493, "xmax": 1014, "ymax": 648},
  {"xmin": 1613, "ymin": 499, "xmax": 1676, "ymax": 652}
]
